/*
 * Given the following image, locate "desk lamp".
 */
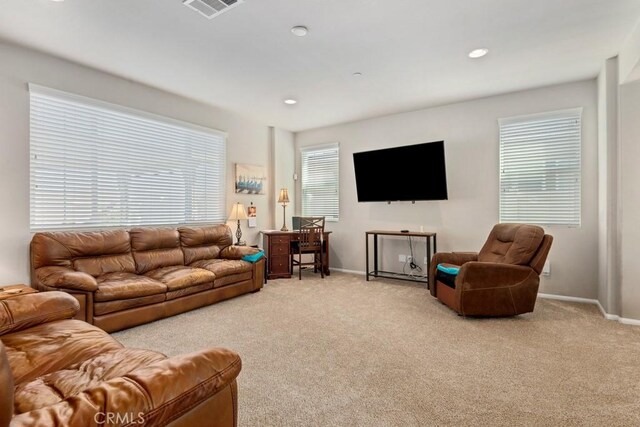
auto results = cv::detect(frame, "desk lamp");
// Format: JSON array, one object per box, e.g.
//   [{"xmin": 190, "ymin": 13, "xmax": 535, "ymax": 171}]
[
  {"xmin": 228, "ymin": 202, "xmax": 248, "ymax": 245},
  {"xmin": 278, "ymin": 188, "xmax": 290, "ymax": 231}
]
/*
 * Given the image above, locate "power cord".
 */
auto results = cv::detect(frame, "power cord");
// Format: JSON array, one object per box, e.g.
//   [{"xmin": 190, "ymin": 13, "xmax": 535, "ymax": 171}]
[
  {"xmin": 408, "ymin": 237, "xmax": 422, "ymax": 273},
  {"xmin": 401, "ymin": 237, "xmax": 424, "ymax": 278}
]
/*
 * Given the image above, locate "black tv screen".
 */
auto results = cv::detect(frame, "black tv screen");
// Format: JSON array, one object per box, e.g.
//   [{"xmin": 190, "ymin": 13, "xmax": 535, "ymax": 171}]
[{"xmin": 353, "ymin": 141, "xmax": 448, "ymax": 202}]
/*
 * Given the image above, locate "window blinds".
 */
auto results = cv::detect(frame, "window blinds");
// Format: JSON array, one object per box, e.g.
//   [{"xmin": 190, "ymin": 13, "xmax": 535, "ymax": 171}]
[
  {"xmin": 499, "ymin": 108, "xmax": 582, "ymax": 227},
  {"xmin": 29, "ymin": 85, "xmax": 226, "ymax": 231},
  {"xmin": 301, "ymin": 143, "xmax": 340, "ymax": 222}
]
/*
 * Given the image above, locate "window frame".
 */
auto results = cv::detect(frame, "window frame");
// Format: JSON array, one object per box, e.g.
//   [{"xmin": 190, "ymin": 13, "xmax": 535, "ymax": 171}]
[
  {"xmin": 300, "ymin": 143, "xmax": 340, "ymax": 222},
  {"xmin": 498, "ymin": 107, "xmax": 583, "ymax": 228},
  {"xmin": 29, "ymin": 84, "xmax": 227, "ymax": 232}
]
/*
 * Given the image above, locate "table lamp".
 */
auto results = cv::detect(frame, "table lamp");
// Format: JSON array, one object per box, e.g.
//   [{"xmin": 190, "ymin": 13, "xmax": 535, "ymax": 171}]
[
  {"xmin": 278, "ymin": 188, "xmax": 290, "ymax": 231},
  {"xmin": 228, "ymin": 202, "xmax": 248, "ymax": 245}
]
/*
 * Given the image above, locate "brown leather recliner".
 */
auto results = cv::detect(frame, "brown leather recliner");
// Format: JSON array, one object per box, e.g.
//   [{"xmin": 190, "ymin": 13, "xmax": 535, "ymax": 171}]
[
  {"xmin": 429, "ymin": 224, "xmax": 553, "ymax": 317},
  {"xmin": 1, "ymin": 291, "xmax": 240, "ymax": 427}
]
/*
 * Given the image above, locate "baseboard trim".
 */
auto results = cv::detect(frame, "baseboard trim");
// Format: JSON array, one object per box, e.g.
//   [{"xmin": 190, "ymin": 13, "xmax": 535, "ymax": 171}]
[
  {"xmin": 332, "ymin": 268, "xmax": 366, "ymax": 276},
  {"xmin": 538, "ymin": 293, "xmax": 638, "ymax": 326},
  {"xmin": 537, "ymin": 293, "xmax": 598, "ymax": 305}
]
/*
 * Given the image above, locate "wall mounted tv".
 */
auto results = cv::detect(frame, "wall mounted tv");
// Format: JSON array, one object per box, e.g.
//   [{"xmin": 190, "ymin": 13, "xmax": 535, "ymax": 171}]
[{"xmin": 353, "ymin": 141, "xmax": 448, "ymax": 202}]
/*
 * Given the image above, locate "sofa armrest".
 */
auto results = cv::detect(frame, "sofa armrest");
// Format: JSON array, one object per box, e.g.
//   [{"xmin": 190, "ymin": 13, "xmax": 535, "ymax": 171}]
[
  {"xmin": 10, "ymin": 348, "xmax": 241, "ymax": 427},
  {"xmin": 220, "ymin": 245, "xmax": 259, "ymax": 260},
  {"xmin": 35, "ymin": 266, "xmax": 98, "ymax": 292},
  {"xmin": 429, "ymin": 252, "xmax": 478, "ymax": 295},
  {"xmin": 0, "ymin": 291, "xmax": 80, "ymax": 335},
  {"xmin": 456, "ymin": 262, "xmax": 536, "ymax": 291}
]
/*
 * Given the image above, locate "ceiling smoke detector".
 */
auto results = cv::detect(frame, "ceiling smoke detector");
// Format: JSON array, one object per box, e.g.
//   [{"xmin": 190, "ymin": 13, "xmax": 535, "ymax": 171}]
[{"xmin": 182, "ymin": 0, "xmax": 244, "ymax": 20}]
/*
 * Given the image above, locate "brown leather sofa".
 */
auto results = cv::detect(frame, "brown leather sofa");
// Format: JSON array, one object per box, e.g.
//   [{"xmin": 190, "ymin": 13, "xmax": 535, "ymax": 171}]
[
  {"xmin": 1, "ymin": 291, "xmax": 240, "ymax": 427},
  {"xmin": 30, "ymin": 225, "xmax": 264, "ymax": 332},
  {"xmin": 429, "ymin": 223, "xmax": 553, "ymax": 316}
]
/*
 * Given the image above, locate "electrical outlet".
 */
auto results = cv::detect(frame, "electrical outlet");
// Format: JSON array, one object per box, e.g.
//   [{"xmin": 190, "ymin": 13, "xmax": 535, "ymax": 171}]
[
  {"xmin": 542, "ymin": 260, "xmax": 551, "ymax": 276},
  {"xmin": 399, "ymin": 254, "xmax": 407, "ymax": 262}
]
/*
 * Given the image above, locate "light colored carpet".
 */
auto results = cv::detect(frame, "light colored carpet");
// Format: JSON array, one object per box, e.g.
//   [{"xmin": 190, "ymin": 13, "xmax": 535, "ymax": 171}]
[{"xmin": 113, "ymin": 272, "xmax": 640, "ymax": 426}]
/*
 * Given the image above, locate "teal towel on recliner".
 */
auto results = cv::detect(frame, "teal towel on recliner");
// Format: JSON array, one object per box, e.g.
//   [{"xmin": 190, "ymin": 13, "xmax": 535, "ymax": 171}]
[
  {"xmin": 242, "ymin": 250, "xmax": 265, "ymax": 263},
  {"xmin": 437, "ymin": 264, "xmax": 460, "ymax": 275}
]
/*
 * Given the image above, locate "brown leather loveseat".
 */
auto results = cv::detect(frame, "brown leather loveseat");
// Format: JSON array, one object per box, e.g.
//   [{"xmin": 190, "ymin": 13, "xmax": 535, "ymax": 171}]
[
  {"xmin": 1, "ymin": 291, "xmax": 240, "ymax": 426},
  {"xmin": 31, "ymin": 225, "xmax": 264, "ymax": 332}
]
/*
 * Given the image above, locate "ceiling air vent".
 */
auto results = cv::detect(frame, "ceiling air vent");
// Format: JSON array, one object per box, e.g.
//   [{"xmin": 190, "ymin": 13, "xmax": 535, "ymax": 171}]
[{"xmin": 182, "ymin": 0, "xmax": 245, "ymax": 19}]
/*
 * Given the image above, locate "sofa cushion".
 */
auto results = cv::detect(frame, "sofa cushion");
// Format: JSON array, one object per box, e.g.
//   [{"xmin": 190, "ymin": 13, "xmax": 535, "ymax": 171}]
[
  {"xmin": 95, "ymin": 272, "xmax": 167, "ymax": 302},
  {"xmin": 166, "ymin": 283, "xmax": 214, "ymax": 301},
  {"xmin": 31, "ymin": 229, "xmax": 136, "ymax": 275},
  {"xmin": 1, "ymin": 319, "xmax": 123, "ymax": 385},
  {"xmin": 0, "ymin": 291, "xmax": 79, "ymax": 336},
  {"xmin": 144, "ymin": 266, "xmax": 215, "ymax": 291},
  {"xmin": 130, "ymin": 228, "xmax": 185, "ymax": 274},
  {"xmin": 94, "ymin": 294, "xmax": 167, "ymax": 316},
  {"xmin": 478, "ymin": 223, "xmax": 545, "ymax": 265},
  {"xmin": 178, "ymin": 225, "xmax": 233, "ymax": 265},
  {"xmin": 190, "ymin": 259, "xmax": 253, "ymax": 278},
  {"xmin": 13, "ymin": 347, "xmax": 166, "ymax": 413},
  {"xmin": 214, "ymin": 272, "xmax": 253, "ymax": 288}
]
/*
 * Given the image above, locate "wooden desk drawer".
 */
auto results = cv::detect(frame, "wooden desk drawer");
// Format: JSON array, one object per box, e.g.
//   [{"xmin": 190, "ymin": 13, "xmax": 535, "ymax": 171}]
[
  {"xmin": 271, "ymin": 235, "xmax": 290, "ymax": 244},
  {"xmin": 270, "ymin": 243, "xmax": 289, "ymax": 255},
  {"xmin": 270, "ymin": 255, "xmax": 290, "ymax": 274}
]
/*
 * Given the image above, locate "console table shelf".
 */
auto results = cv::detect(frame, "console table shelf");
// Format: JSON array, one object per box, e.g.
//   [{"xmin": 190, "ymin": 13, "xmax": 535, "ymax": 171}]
[{"xmin": 365, "ymin": 230, "xmax": 437, "ymax": 286}]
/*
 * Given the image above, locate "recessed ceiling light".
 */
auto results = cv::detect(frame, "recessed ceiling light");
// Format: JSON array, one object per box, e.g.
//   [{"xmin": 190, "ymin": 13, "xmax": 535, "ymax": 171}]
[
  {"xmin": 468, "ymin": 48, "xmax": 489, "ymax": 59},
  {"xmin": 291, "ymin": 26, "xmax": 309, "ymax": 37},
  {"xmin": 284, "ymin": 99, "xmax": 298, "ymax": 105},
  {"xmin": 353, "ymin": 72, "xmax": 363, "ymax": 77}
]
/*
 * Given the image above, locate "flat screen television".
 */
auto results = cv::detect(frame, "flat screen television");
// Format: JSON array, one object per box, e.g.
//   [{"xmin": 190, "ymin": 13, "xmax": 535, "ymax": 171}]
[{"xmin": 353, "ymin": 141, "xmax": 448, "ymax": 202}]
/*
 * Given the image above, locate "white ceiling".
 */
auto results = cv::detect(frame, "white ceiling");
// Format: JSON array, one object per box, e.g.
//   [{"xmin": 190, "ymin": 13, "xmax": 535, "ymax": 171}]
[{"xmin": 1, "ymin": 0, "xmax": 639, "ymax": 132}]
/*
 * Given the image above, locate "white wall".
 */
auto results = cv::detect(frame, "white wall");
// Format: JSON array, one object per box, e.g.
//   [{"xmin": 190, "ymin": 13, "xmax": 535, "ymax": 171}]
[
  {"xmin": 0, "ymin": 41, "xmax": 274, "ymax": 284},
  {"xmin": 272, "ymin": 128, "xmax": 296, "ymax": 232},
  {"xmin": 619, "ymin": 79, "xmax": 640, "ymax": 320},
  {"xmin": 619, "ymin": 20, "xmax": 640, "ymax": 85},
  {"xmin": 597, "ymin": 57, "xmax": 621, "ymax": 315},
  {"xmin": 296, "ymin": 80, "xmax": 599, "ymax": 299}
]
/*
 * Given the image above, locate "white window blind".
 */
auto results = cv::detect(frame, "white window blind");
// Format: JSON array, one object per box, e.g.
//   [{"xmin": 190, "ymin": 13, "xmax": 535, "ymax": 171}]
[
  {"xmin": 29, "ymin": 85, "xmax": 226, "ymax": 231},
  {"xmin": 301, "ymin": 143, "xmax": 339, "ymax": 221},
  {"xmin": 499, "ymin": 108, "xmax": 582, "ymax": 227}
]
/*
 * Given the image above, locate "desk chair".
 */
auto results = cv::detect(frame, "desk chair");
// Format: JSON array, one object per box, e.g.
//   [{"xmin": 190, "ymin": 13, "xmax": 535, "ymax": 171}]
[{"xmin": 291, "ymin": 217, "xmax": 325, "ymax": 280}]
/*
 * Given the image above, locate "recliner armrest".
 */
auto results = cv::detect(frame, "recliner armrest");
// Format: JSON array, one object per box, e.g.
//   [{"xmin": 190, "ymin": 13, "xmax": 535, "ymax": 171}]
[
  {"xmin": 0, "ymin": 291, "xmax": 80, "ymax": 335},
  {"xmin": 429, "ymin": 252, "xmax": 478, "ymax": 295},
  {"xmin": 220, "ymin": 245, "xmax": 259, "ymax": 260},
  {"xmin": 456, "ymin": 262, "xmax": 536, "ymax": 291},
  {"xmin": 35, "ymin": 266, "xmax": 98, "ymax": 292},
  {"xmin": 10, "ymin": 348, "xmax": 241, "ymax": 427}
]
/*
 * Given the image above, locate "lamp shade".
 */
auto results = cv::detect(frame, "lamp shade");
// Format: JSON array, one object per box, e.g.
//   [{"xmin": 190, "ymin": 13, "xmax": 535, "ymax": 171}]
[
  {"xmin": 228, "ymin": 202, "xmax": 248, "ymax": 221},
  {"xmin": 278, "ymin": 188, "xmax": 290, "ymax": 204}
]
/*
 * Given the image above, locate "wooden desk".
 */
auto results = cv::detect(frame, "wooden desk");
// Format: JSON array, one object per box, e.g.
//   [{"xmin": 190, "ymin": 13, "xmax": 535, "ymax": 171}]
[
  {"xmin": 262, "ymin": 231, "xmax": 331, "ymax": 280},
  {"xmin": 365, "ymin": 230, "xmax": 437, "ymax": 285}
]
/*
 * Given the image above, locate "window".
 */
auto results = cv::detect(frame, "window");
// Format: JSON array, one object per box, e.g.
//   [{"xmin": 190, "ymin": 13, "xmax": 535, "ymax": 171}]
[
  {"xmin": 499, "ymin": 108, "xmax": 582, "ymax": 226},
  {"xmin": 29, "ymin": 85, "xmax": 226, "ymax": 231},
  {"xmin": 301, "ymin": 143, "xmax": 339, "ymax": 221}
]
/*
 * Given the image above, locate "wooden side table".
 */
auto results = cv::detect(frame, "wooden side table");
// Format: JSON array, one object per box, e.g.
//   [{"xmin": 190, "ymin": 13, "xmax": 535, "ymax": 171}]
[{"xmin": 0, "ymin": 284, "xmax": 38, "ymax": 301}]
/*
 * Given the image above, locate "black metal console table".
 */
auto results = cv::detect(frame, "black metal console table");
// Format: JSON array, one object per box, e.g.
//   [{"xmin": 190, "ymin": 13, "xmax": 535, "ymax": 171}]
[{"xmin": 365, "ymin": 230, "xmax": 437, "ymax": 285}]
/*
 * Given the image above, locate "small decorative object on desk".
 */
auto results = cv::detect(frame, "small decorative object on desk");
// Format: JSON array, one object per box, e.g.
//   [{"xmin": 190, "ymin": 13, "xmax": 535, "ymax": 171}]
[{"xmin": 278, "ymin": 188, "xmax": 290, "ymax": 231}]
